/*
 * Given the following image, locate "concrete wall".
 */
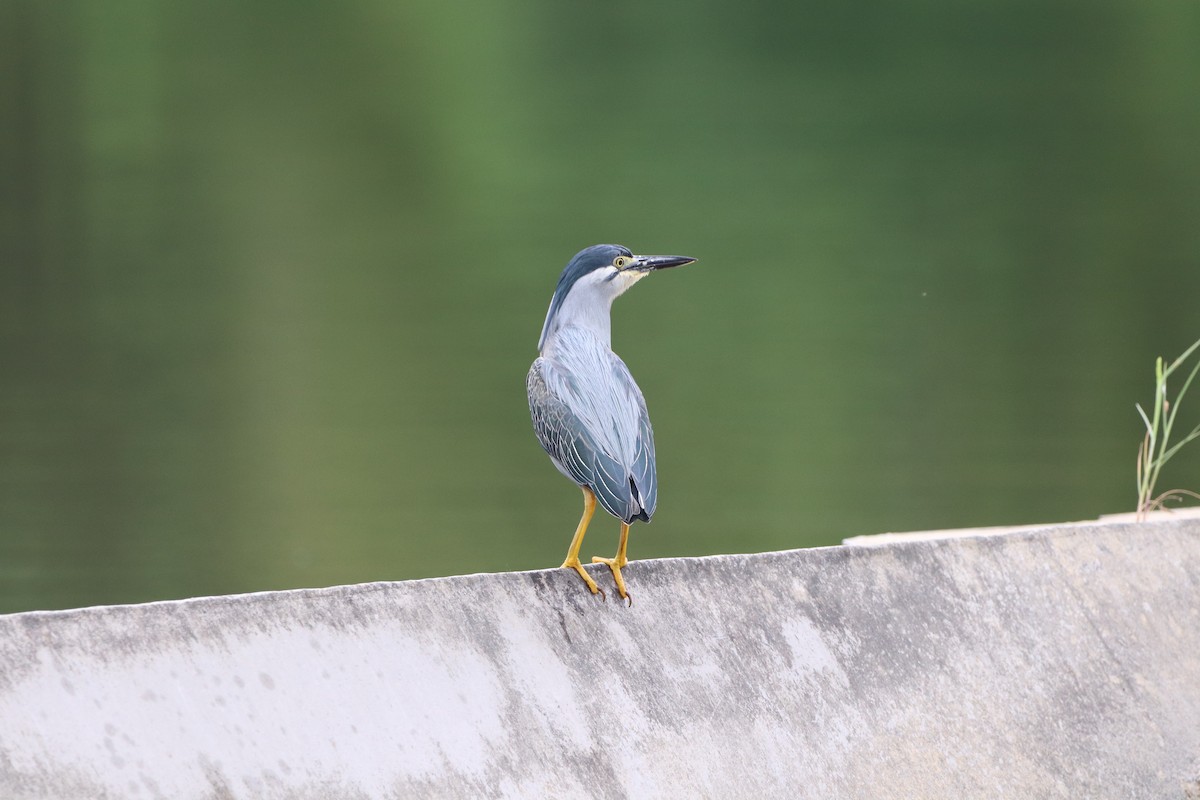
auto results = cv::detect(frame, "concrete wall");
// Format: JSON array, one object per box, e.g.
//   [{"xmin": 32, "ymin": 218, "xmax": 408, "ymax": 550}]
[{"xmin": 2, "ymin": 517, "xmax": 1200, "ymax": 799}]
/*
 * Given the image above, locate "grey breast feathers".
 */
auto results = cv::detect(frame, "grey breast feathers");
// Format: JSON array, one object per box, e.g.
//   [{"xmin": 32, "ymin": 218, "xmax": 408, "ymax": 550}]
[{"xmin": 527, "ymin": 336, "xmax": 657, "ymax": 524}]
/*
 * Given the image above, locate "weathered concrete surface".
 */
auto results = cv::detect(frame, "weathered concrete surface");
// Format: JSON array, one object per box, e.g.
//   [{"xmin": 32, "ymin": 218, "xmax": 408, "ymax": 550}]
[{"xmin": 2, "ymin": 519, "xmax": 1200, "ymax": 799}]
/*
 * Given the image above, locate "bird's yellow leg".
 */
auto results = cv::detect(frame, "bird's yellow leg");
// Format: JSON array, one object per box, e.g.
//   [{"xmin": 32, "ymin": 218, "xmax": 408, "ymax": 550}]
[
  {"xmin": 560, "ymin": 487, "xmax": 604, "ymax": 599},
  {"xmin": 593, "ymin": 522, "xmax": 631, "ymax": 604}
]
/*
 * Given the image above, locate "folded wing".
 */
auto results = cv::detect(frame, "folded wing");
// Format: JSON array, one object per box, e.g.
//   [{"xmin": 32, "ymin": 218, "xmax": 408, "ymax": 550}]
[{"xmin": 528, "ymin": 344, "xmax": 657, "ymax": 524}]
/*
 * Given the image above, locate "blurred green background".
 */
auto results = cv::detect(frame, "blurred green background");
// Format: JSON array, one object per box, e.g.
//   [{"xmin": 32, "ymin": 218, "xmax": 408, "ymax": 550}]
[{"xmin": 2, "ymin": 1, "xmax": 1198, "ymax": 613}]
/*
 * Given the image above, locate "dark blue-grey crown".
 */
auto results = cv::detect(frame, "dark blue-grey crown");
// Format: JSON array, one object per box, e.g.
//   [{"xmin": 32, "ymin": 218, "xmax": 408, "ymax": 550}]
[{"xmin": 537, "ymin": 244, "xmax": 630, "ymax": 349}]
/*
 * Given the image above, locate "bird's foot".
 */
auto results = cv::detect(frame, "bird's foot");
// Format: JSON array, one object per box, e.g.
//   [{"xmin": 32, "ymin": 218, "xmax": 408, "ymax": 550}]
[
  {"xmin": 560, "ymin": 558, "xmax": 605, "ymax": 600},
  {"xmin": 591, "ymin": 556, "xmax": 631, "ymax": 606}
]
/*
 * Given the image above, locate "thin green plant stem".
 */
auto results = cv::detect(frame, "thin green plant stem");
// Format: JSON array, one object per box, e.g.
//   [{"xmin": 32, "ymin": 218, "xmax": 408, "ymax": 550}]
[
  {"xmin": 1136, "ymin": 337, "xmax": 1200, "ymax": 519},
  {"xmin": 1147, "ymin": 351, "xmax": 1200, "ymax": 508}
]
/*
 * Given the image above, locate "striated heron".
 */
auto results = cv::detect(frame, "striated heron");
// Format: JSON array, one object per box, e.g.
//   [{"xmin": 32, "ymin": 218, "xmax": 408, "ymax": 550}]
[{"xmin": 527, "ymin": 244, "xmax": 695, "ymax": 603}]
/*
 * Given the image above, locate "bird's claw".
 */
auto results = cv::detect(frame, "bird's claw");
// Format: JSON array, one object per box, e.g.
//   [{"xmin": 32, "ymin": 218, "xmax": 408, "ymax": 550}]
[
  {"xmin": 591, "ymin": 556, "xmax": 631, "ymax": 606},
  {"xmin": 561, "ymin": 559, "xmax": 605, "ymax": 600}
]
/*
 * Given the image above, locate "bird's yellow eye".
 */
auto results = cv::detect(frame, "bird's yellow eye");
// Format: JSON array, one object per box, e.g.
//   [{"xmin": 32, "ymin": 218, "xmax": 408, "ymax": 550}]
[{"xmin": 613, "ymin": 256, "xmax": 630, "ymax": 269}]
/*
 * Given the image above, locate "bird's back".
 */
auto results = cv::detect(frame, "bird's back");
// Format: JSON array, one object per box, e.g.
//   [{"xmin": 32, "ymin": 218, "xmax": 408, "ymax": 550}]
[{"xmin": 527, "ymin": 326, "xmax": 657, "ymax": 523}]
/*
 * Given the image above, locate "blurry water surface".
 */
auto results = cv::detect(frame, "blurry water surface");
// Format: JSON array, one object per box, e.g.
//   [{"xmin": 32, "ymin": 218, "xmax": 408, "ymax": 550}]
[{"xmin": 2, "ymin": 1, "xmax": 1199, "ymax": 612}]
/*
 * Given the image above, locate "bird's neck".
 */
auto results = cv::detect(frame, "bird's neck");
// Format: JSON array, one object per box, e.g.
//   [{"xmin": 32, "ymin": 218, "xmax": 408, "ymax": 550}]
[{"xmin": 542, "ymin": 294, "xmax": 614, "ymax": 352}]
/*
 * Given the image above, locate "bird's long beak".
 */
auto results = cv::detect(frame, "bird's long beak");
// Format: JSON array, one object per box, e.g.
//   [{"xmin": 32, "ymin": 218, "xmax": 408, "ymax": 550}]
[{"xmin": 632, "ymin": 254, "xmax": 697, "ymax": 272}]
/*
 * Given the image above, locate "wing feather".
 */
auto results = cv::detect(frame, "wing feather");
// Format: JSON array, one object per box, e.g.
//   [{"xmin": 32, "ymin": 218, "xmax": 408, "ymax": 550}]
[{"xmin": 527, "ymin": 332, "xmax": 658, "ymax": 523}]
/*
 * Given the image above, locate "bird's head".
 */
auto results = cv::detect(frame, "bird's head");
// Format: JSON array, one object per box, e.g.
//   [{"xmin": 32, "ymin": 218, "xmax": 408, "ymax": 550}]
[{"xmin": 537, "ymin": 244, "xmax": 695, "ymax": 351}]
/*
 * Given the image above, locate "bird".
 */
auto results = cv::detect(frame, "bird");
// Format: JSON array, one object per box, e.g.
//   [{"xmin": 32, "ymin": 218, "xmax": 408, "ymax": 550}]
[{"xmin": 527, "ymin": 244, "xmax": 695, "ymax": 603}]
